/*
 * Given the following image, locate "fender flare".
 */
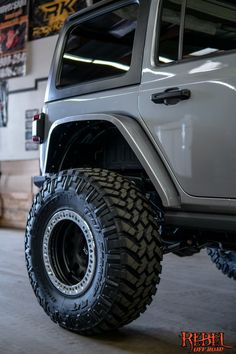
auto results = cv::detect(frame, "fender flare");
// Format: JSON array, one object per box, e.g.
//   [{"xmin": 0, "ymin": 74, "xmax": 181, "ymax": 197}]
[{"xmin": 43, "ymin": 113, "xmax": 180, "ymax": 208}]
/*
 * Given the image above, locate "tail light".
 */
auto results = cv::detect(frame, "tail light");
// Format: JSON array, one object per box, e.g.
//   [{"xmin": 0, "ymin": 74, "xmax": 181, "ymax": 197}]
[{"xmin": 32, "ymin": 113, "xmax": 45, "ymax": 143}]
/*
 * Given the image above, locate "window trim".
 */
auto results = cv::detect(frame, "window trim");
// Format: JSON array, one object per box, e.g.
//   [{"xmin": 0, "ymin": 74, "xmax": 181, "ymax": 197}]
[
  {"xmin": 178, "ymin": 0, "xmax": 186, "ymax": 60},
  {"xmin": 46, "ymin": 0, "xmax": 151, "ymax": 102},
  {"xmin": 57, "ymin": 2, "xmax": 139, "ymax": 89},
  {"xmin": 155, "ymin": 0, "xmax": 236, "ymax": 68}
]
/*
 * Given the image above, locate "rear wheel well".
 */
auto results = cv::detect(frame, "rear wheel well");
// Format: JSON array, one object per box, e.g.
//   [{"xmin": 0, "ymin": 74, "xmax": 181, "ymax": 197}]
[
  {"xmin": 46, "ymin": 120, "xmax": 141, "ymax": 172},
  {"xmin": 45, "ymin": 120, "xmax": 162, "ymax": 205}
]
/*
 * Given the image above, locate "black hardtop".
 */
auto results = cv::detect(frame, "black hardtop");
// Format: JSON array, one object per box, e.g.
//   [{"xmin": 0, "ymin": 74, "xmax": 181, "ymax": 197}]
[{"xmin": 66, "ymin": 0, "xmax": 139, "ymax": 23}]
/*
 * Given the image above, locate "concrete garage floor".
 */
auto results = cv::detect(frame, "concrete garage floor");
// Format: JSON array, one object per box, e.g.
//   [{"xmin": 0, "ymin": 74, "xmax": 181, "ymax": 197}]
[{"xmin": 0, "ymin": 229, "xmax": 235, "ymax": 354}]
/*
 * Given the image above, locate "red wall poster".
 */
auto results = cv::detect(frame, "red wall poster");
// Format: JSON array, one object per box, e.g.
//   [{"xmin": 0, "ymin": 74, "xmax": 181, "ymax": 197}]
[{"xmin": 0, "ymin": 0, "xmax": 28, "ymax": 79}]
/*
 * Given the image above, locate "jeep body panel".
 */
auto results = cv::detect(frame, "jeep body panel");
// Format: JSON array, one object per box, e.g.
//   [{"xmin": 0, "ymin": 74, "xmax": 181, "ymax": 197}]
[{"xmin": 139, "ymin": 0, "xmax": 236, "ymax": 199}]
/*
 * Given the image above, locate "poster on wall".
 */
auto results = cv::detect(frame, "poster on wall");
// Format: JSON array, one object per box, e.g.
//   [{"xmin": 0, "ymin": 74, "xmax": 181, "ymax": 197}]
[
  {"xmin": 0, "ymin": 0, "xmax": 28, "ymax": 79},
  {"xmin": 0, "ymin": 81, "xmax": 8, "ymax": 127},
  {"xmin": 30, "ymin": 0, "xmax": 79, "ymax": 40},
  {"xmin": 30, "ymin": 0, "xmax": 102, "ymax": 40}
]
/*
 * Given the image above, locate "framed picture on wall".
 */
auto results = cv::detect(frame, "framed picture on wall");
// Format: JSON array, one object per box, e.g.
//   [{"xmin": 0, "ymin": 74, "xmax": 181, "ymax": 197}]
[
  {"xmin": 0, "ymin": 80, "xmax": 8, "ymax": 127},
  {"xmin": 25, "ymin": 108, "xmax": 39, "ymax": 151}
]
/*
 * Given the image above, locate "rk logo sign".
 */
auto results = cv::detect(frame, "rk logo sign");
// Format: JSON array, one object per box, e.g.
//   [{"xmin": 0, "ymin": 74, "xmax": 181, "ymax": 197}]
[
  {"xmin": 39, "ymin": 0, "xmax": 77, "ymax": 25},
  {"xmin": 32, "ymin": 0, "xmax": 78, "ymax": 38},
  {"xmin": 181, "ymin": 332, "xmax": 233, "ymax": 352}
]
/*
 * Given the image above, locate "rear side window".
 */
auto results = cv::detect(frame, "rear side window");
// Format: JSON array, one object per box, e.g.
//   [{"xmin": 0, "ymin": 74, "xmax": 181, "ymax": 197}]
[
  {"xmin": 183, "ymin": 0, "xmax": 236, "ymax": 58},
  {"xmin": 59, "ymin": 4, "xmax": 139, "ymax": 87},
  {"xmin": 158, "ymin": 0, "xmax": 182, "ymax": 64},
  {"xmin": 158, "ymin": 0, "xmax": 236, "ymax": 64}
]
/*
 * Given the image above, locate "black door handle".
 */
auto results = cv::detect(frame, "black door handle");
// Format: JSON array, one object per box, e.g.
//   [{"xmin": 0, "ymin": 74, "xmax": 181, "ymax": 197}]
[{"xmin": 151, "ymin": 87, "xmax": 191, "ymax": 105}]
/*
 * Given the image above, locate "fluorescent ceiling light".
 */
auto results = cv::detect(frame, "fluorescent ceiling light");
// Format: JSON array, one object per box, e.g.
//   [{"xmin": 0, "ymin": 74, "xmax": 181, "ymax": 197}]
[
  {"xmin": 190, "ymin": 48, "xmax": 218, "ymax": 56},
  {"xmin": 93, "ymin": 59, "xmax": 129, "ymax": 71},
  {"xmin": 63, "ymin": 54, "xmax": 92, "ymax": 63},
  {"xmin": 159, "ymin": 56, "xmax": 173, "ymax": 63},
  {"xmin": 63, "ymin": 53, "xmax": 129, "ymax": 72}
]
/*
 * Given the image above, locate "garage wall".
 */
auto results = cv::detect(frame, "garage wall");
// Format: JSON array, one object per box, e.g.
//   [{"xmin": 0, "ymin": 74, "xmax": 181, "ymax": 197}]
[
  {"xmin": 0, "ymin": 35, "xmax": 58, "ymax": 228},
  {"xmin": 0, "ymin": 160, "xmax": 39, "ymax": 228},
  {"xmin": 0, "ymin": 35, "xmax": 58, "ymax": 161}
]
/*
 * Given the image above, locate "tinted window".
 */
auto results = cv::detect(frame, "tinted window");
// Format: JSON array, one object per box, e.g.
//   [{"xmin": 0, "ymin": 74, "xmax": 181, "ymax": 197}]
[
  {"xmin": 158, "ymin": 0, "xmax": 182, "ymax": 64},
  {"xmin": 59, "ymin": 4, "xmax": 139, "ymax": 87},
  {"xmin": 183, "ymin": 0, "xmax": 236, "ymax": 58}
]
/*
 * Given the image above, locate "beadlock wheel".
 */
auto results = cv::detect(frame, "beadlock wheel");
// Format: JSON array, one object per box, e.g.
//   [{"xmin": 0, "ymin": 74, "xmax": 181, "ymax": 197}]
[
  {"xmin": 43, "ymin": 210, "xmax": 96, "ymax": 296},
  {"xmin": 25, "ymin": 168, "xmax": 162, "ymax": 334}
]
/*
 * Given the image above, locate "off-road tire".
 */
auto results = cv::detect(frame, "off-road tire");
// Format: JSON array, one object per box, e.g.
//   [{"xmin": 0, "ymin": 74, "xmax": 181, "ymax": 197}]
[
  {"xmin": 207, "ymin": 248, "xmax": 236, "ymax": 280},
  {"xmin": 25, "ymin": 168, "xmax": 162, "ymax": 334}
]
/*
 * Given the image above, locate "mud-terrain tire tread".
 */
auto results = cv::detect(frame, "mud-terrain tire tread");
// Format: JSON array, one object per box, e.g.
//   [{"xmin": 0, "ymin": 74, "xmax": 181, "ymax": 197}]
[
  {"xmin": 25, "ymin": 168, "xmax": 162, "ymax": 334},
  {"xmin": 207, "ymin": 248, "xmax": 236, "ymax": 280}
]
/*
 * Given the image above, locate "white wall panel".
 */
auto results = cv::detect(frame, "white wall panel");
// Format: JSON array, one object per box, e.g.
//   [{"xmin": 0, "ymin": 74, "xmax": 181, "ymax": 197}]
[{"xmin": 0, "ymin": 35, "xmax": 58, "ymax": 161}]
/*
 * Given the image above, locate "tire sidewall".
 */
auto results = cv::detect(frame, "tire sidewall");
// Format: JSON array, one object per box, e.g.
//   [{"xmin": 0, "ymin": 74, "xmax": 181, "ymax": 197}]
[{"xmin": 28, "ymin": 188, "xmax": 109, "ymax": 322}]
